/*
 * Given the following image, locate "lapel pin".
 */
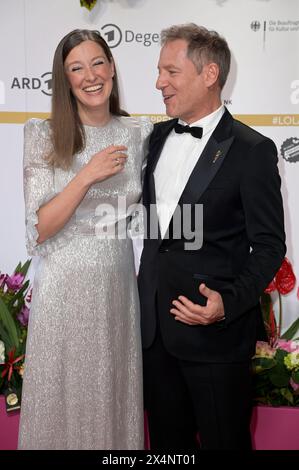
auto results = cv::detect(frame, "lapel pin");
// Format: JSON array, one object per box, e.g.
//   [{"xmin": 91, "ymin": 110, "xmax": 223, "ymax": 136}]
[{"xmin": 212, "ymin": 150, "xmax": 222, "ymax": 164}]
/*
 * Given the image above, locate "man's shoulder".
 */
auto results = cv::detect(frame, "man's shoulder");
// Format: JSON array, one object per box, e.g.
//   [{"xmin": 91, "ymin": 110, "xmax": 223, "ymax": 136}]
[
  {"xmin": 231, "ymin": 117, "xmax": 273, "ymax": 147},
  {"xmin": 146, "ymin": 118, "xmax": 176, "ymax": 147},
  {"xmin": 153, "ymin": 118, "xmax": 176, "ymax": 133},
  {"xmin": 149, "ymin": 118, "xmax": 175, "ymax": 141}
]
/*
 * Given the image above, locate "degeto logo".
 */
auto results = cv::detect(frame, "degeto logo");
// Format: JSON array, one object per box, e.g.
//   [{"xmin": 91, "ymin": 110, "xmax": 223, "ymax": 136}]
[
  {"xmin": 11, "ymin": 72, "xmax": 52, "ymax": 96},
  {"xmin": 100, "ymin": 23, "xmax": 159, "ymax": 48},
  {"xmin": 101, "ymin": 24, "xmax": 122, "ymax": 48}
]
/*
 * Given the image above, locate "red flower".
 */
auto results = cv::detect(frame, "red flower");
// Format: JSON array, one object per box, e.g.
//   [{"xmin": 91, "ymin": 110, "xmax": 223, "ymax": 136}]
[
  {"xmin": 265, "ymin": 257, "xmax": 296, "ymax": 295},
  {"xmin": 275, "ymin": 258, "xmax": 296, "ymax": 294},
  {"xmin": 264, "ymin": 279, "xmax": 276, "ymax": 294},
  {"xmin": 1, "ymin": 349, "xmax": 25, "ymax": 383}
]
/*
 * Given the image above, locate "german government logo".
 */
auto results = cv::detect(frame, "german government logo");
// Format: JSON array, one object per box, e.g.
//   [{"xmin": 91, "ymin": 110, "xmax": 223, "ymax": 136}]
[{"xmin": 251, "ymin": 21, "xmax": 261, "ymax": 32}]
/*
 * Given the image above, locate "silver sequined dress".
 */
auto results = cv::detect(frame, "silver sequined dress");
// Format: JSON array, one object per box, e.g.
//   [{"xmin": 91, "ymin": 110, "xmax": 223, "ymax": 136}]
[{"xmin": 18, "ymin": 116, "xmax": 152, "ymax": 450}]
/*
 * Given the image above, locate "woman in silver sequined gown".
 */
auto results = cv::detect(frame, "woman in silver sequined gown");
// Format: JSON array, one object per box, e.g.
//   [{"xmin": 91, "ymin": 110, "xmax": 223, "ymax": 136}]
[{"xmin": 18, "ymin": 30, "xmax": 152, "ymax": 450}]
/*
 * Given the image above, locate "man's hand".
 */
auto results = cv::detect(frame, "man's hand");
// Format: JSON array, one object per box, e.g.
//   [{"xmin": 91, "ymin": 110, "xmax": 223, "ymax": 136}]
[{"xmin": 170, "ymin": 283, "xmax": 225, "ymax": 325}]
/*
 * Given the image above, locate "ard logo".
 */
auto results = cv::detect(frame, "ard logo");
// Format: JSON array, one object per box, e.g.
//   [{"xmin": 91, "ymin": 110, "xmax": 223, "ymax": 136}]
[{"xmin": 10, "ymin": 72, "xmax": 52, "ymax": 96}]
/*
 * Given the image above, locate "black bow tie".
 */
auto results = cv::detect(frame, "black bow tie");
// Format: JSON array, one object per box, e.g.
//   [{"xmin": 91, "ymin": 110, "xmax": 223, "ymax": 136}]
[{"xmin": 174, "ymin": 122, "xmax": 203, "ymax": 139}]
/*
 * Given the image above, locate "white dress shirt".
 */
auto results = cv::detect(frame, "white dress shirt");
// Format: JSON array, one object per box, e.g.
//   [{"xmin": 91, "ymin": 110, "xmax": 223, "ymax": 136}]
[{"xmin": 154, "ymin": 105, "xmax": 225, "ymax": 238}]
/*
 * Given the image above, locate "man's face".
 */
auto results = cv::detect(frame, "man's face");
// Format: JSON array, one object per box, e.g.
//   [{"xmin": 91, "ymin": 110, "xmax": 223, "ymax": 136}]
[{"xmin": 156, "ymin": 39, "xmax": 210, "ymax": 124}]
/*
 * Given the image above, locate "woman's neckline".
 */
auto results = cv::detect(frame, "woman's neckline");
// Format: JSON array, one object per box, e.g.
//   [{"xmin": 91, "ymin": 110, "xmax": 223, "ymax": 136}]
[{"xmin": 82, "ymin": 115, "xmax": 119, "ymax": 129}]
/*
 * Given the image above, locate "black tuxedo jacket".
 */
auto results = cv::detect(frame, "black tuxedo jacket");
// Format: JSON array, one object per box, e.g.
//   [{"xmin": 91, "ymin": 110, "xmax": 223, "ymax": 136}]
[{"xmin": 138, "ymin": 109, "xmax": 286, "ymax": 362}]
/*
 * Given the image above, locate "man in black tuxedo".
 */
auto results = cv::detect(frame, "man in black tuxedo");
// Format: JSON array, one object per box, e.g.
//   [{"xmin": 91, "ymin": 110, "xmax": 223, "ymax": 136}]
[{"xmin": 138, "ymin": 23, "xmax": 285, "ymax": 450}]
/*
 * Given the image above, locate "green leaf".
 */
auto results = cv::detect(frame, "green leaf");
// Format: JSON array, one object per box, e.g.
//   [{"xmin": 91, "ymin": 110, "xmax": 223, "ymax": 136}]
[
  {"xmin": 0, "ymin": 321, "xmax": 13, "ymax": 350},
  {"xmin": 18, "ymin": 259, "xmax": 31, "ymax": 277},
  {"xmin": 280, "ymin": 387, "xmax": 294, "ymax": 404},
  {"xmin": 14, "ymin": 262, "xmax": 21, "ymax": 273},
  {"xmin": 260, "ymin": 292, "xmax": 272, "ymax": 322},
  {"xmin": 269, "ymin": 361, "xmax": 290, "ymax": 387},
  {"xmin": 292, "ymin": 369, "xmax": 299, "ymax": 384},
  {"xmin": 0, "ymin": 297, "xmax": 19, "ymax": 349},
  {"xmin": 275, "ymin": 348, "xmax": 288, "ymax": 361},
  {"xmin": 281, "ymin": 317, "xmax": 299, "ymax": 341},
  {"xmin": 252, "ymin": 356, "xmax": 275, "ymax": 373}
]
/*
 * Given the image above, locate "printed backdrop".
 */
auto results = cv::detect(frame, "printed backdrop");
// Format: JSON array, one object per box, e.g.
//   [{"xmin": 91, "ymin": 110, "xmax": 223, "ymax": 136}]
[{"xmin": 0, "ymin": 0, "xmax": 298, "ymax": 330}]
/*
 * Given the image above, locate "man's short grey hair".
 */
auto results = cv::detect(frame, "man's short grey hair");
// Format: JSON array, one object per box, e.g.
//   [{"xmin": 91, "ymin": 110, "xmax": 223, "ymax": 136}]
[{"xmin": 160, "ymin": 23, "xmax": 231, "ymax": 89}]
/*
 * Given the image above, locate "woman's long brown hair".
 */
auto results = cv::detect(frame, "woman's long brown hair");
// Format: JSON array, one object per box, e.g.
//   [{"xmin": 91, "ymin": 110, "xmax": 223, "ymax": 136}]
[{"xmin": 48, "ymin": 29, "xmax": 128, "ymax": 169}]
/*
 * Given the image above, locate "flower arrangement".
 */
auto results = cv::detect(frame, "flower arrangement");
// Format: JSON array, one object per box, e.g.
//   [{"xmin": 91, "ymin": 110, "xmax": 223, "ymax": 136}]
[
  {"xmin": 0, "ymin": 261, "xmax": 31, "ymax": 410},
  {"xmin": 80, "ymin": 0, "xmax": 98, "ymax": 11},
  {"xmin": 253, "ymin": 258, "xmax": 299, "ymax": 406}
]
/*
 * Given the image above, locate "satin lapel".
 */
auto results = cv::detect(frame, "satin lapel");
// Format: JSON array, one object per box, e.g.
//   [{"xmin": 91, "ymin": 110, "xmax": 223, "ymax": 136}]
[
  {"xmin": 146, "ymin": 119, "xmax": 177, "ymax": 176},
  {"xmin": 146, "ymin": 119, "xmax": 177, "ymax": 205},
  {"xmin": 180, "ymin": 109, "xmax": 234, "ymax": 206},
  {"xmin": 144, "ymin": 119, "xmax": 177, "ymax": 242}
]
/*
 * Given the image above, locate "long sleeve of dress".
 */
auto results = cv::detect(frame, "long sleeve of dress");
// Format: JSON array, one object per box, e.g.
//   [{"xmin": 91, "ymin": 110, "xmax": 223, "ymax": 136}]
[
  {"xmin": 128, "ymin": 116, "xmax": 153, "ymax": 254},
  {"xmin": 23, "ymin": 118, "xmax": 76, "ymax": 256}
]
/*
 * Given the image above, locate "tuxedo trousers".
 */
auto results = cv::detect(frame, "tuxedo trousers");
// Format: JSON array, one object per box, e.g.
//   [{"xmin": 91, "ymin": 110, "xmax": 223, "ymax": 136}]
[{"xmin": 143, "ymin": 326, "xmax": 253, "ymax": 450}]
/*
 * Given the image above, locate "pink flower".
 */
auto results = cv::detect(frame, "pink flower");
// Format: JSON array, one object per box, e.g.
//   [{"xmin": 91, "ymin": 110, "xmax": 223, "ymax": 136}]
[
  {"xmin": 255, "ymin": 341, "xmax": 276, "ymax": 358},
  {"xmin": 275, "ymin": 339, "xmax": 299, "ymax": 353},
  {"xmin": 290, "ymin": 378, "xmax": 299, "ymax": 392},
  {"xmin": 5, "ymin": 273, "xmax": 24, "ymax": 291},
  {"xmin": 17, "ymin": 305, "xmax": 30, "ymax": 326}
]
